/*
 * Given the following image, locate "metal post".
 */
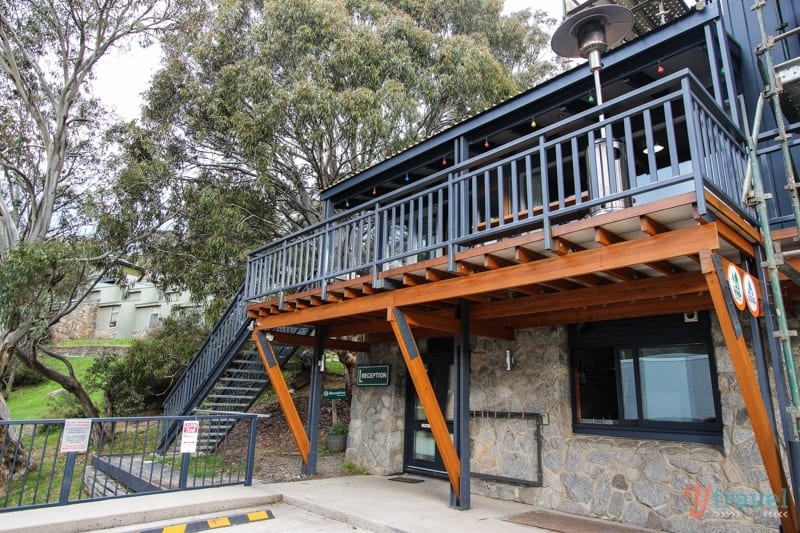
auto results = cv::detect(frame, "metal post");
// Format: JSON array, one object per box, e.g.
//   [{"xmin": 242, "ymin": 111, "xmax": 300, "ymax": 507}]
[
  {"xmin": 245, "ymin": 414, "xmax": 258, "ymax": 486},
  {"xmin": 59, "ymin": 452, "xmax": 77, "ymax": 505},
  {"xmin": 451, "ymin": 299, "xmax": 471, "ymax": 509},
  {"xmin": 179, "ymin": 452, "xmax": 190, "ymax": 489},
  {"xmin": 304, "ymin": 327, "xmax": 325, "ymax": 475},
  {"xmin": 681, "ymin": 77, "xmax": 707, "ymax": 217}
]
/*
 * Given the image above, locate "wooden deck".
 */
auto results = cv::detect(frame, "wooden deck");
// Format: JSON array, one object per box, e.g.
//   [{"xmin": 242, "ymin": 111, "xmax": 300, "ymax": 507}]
[{"xmin": 247, "ymin": 190, "xmax": 761, "ymax": 346}]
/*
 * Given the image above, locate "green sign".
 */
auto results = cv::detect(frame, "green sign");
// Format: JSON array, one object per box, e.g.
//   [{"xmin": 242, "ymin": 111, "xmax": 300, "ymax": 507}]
[
  {"xmin": 323, "ymin": 388, "xmax": 346, "ymax": 400},
  {"xmin": 356, "ymin": 365, "xmax": 390, "ymax": 386}
]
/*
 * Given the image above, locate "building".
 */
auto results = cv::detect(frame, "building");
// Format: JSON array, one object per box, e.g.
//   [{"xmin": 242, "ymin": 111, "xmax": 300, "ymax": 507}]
[
  {"xmin": 51, "ymin": 278, "xmax": 195, "ymax": 341},
  {"xmin": 163, "ymin": 1, "xmax": 800, "ymax": 530}
]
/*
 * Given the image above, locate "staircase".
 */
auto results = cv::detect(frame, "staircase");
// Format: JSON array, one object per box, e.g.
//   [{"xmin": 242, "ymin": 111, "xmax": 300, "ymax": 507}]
[{"xmin": 159, "ymin": 285, "xmax": 306, "ymax": 452}]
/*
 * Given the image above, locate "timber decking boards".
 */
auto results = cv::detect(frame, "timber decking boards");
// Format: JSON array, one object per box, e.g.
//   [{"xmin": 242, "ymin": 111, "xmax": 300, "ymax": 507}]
[{"xmin": 503, "ymin": 509, "xmax": 649, "ymax": 532}]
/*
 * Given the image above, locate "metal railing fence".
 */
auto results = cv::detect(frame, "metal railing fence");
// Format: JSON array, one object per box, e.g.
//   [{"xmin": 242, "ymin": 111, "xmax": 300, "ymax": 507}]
[
  {"xmin": 0, "ymin": 414, "xmax": 258, "ymax": 512},
  {"xmin": 246, "ymin": 69, "xmax": 750, "ymax": 303}
]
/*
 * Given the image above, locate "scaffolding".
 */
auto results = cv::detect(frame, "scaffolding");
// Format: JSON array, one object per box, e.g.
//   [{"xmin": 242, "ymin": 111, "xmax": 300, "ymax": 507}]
[{"xmin": 743, "ymin": 0, "xmax": 800, "ymax": 517}]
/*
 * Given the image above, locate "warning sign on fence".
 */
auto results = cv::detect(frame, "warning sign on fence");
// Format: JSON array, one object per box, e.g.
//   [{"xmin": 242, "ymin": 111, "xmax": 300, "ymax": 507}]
[
  {"xmin": 180, "ymin": 420, "xmax": 200, "ymax": 453},
  {"xmin": 60, "ymin": 419, "xmax": 92, "ymax": 453}
]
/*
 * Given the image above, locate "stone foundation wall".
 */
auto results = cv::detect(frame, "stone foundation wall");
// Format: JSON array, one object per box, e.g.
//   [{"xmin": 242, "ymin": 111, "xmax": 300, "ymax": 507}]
[
  {"xmin": 346, "ymin": 314, "xmax": 782, "ymax": 531},
  {"xmin": 47, "ymin": 345, "xmax": 128, "ymax": 358},
  {"xmin": 50, "ymin": 302, "xmax": 98, "ymax": 342}
]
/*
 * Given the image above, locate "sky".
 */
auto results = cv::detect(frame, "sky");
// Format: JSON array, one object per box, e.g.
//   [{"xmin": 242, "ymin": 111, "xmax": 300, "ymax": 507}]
[{"xmin": 92, "ymin": 1, "xmax": 566, "ymax": 121}]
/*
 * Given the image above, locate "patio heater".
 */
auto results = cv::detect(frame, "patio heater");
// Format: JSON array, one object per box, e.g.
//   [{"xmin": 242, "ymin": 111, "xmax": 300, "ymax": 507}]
[{"xmin": 551, "ymin": 5, "xmax": 634, "ymax": 214}]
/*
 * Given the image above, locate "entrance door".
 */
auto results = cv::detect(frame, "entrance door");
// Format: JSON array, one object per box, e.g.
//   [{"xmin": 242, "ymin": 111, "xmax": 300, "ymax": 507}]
[{"xmin": 403, "ymin": 352, "xmax": 454, "ymax": 477}]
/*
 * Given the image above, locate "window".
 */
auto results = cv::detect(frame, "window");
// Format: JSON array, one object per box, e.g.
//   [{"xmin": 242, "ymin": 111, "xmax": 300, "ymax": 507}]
[
  {"xmin": 148, "ymin": 312, "xmax": 160, "ymax": 329},
  {"xmin": 569, "ymin": 313, "xmax": 722, "ymax": 444},
  {"xmin": 108, "ymin": 306, "xmax": 120, "ymax": 328}
]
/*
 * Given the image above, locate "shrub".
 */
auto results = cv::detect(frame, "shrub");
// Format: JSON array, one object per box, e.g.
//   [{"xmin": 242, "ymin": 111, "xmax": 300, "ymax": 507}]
[
  {"xmin": 330, "ymin": 421, "xmax": 348, "ymax": 435},
  {"xmin": 86, "ymin": 314, "xmax": 208, "ymax": 416},
  {"xmin": 2, "ymin": 358, "xmax": 46, "ymax": 392},
  {"xmin": 42, "ymin": 390, "xmax": 84, "ymax": 420}
]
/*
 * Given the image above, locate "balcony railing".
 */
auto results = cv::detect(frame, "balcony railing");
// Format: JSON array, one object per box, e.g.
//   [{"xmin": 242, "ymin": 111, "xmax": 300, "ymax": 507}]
[{"xmin": 246, "ymin": 69, "xmax": 750, "ymax": 303}]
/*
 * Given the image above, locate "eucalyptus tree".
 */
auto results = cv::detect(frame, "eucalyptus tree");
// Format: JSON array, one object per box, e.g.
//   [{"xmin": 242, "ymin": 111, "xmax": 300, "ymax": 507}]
[
  {"xmin": 0, "ymin": 0, "xmax": 195, "ymax": 445},
  {"xmin": 140, "ymin": 0, "xmax": 559, "ymax": 303}
]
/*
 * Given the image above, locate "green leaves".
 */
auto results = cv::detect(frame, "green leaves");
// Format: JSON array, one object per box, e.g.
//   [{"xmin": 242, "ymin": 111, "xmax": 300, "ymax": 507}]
[
  {"xmin": 135, "ymin": 0, "xmax": 560, "ymax": 320},
  {"xmin": 0, "ymin": 239, "xmax": 103, "ymax": 334}
]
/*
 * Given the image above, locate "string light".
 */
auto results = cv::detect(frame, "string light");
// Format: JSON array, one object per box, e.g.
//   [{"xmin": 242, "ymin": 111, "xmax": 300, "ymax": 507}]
[
  {"xmin": 484, "ymin": 138, "xmax": 490, "ymax": 149},
  {"xmin": 442, "ymin": 157, "xmax": 447, "ymax": 166},
  {"xmin": 657, "ymin": 61, "xmax": 665, "ymax": 75},
  {"xmin": 346, "ymin": 199, "xmax": 350, "ymax": 208},
  {"xmin": 588, "ymin": 93, "xmax": 595, "ymax": 104},
  {"xmin": 530, "ymin": 116, "xmax": 537, "ymax": 128},
  {"xmin": 372, "ymin": 186, "xmax": 377, "ymax": 195},
  {"xmin": 405, "ymin": 173, "xmax": 410, "ymax": 182}
]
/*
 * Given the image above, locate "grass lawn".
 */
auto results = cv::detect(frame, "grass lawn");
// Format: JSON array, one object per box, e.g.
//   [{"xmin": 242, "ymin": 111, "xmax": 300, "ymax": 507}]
[
  {"xmin": 6, "ymin": 356, "xmax": 104, "ymax": 419},
  {"xmin": 52, "ymin": 338, "xmax": 132, "ymax": 348}
]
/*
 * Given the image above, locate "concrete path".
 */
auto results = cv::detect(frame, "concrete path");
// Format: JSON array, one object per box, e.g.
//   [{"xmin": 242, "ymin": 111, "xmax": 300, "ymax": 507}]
[{"xmin": 0, "ymin": 475, "xmax": 551, "ymax": 533}]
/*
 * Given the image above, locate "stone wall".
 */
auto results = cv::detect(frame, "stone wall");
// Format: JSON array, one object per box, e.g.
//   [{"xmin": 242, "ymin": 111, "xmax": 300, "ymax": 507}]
[
  {"xmin": 50, "ymin": 302, "xmax": 98, "ymax": 342},
  {"xmin": 346, "ymin": 314, "xmax": 783, "ymax": 531},
  {"xmin": 469, "ymin": 319, "xmax": 778, "ymax": 531},
  {"xmin": 345, "ymin": 345, "xmax": 406, "ymax": 474},
  {"xmin": 47, "ymin": 345, "xmax": 128, "ymax": 358}
]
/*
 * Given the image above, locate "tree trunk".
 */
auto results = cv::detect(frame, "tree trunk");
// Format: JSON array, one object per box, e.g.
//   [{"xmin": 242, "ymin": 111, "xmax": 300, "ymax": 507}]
[
  {"xmin": 0, "ymin": 393, "xmax": 35, "ymax": 483},
  {"xmin": 19, "ymin": 346, "xmax": 110, "ymax": 444},
  {"xmin": 336, "ymin": 350, "xmax": 357, "ymax": 399}
]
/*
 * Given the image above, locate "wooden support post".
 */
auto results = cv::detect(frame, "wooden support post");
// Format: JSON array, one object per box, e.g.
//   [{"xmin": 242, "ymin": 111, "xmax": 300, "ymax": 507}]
[
  {"xmin": 254, "ymin": 329, "xmax": 311, "ymax": 464},
  {"xmin": 702, "ymin": 251, "xmax": 799, "ymax": 532},
  {"xmin": 388, "ymin": 307, "xmax": 461, "ymax": 503}
]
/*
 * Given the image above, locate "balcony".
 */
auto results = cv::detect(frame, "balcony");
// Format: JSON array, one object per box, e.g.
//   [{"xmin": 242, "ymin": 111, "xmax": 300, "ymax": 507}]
[{"xmin": 245, "ymin": 69, "xmax": 756, "ymax": 327}]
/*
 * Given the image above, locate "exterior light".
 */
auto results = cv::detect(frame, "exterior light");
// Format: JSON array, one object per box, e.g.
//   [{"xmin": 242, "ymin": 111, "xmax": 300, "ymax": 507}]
[{"xmin": 642, "ymin": 143, "xmax": 664, "ymax": 154}]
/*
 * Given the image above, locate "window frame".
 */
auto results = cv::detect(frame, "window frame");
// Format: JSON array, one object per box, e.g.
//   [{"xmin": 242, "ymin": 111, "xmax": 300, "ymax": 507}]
[
  {"xmin": 568, "ymin": 313, "xmax": 723, "ymax": 445},
  {"xmin": 108, "ymin": 306, "xmax": 120, "ymax": 328}
]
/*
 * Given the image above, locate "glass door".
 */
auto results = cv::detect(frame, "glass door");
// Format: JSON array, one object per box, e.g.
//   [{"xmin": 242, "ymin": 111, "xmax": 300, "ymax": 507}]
[{"xmin": 403, "ymin": 353, "xmax": 454, "ymax": 477}]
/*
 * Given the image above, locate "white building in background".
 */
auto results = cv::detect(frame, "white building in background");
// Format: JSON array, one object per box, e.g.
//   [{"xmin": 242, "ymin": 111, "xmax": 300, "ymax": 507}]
[
  {"xmin": 88, "ymin": 279, "xmax": 195, "ymax": 340},
  {"xmin": 51, "ymin": 276, "xmax": 196, "ymax": 342}
]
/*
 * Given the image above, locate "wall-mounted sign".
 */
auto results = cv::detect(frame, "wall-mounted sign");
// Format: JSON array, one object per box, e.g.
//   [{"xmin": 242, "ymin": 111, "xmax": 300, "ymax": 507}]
[
  {"xmin": 725, "ymin": 260, "xmax": 761, "ymax": 317},
  {"xmin": 357, "ymin": 365, "xmax": 390, "ymax": 386},
  {"xmin": 726, "ymin": 263, "xmax": 746, "ymax": 311},
  {"xmin": 323, "ymin": 388, "xmax": 346, "ymax": 400},
  {"xmin": 743, "ymin": 272, "xmax": 761, "ymax": 317}
]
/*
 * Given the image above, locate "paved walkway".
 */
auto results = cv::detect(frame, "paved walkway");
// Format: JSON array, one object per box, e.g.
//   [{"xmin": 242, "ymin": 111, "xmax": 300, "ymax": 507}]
[
  {"xmin": 2, "ymin": 475, "xmax": 549, "ymax": 533},
  {"xmin": 2, "ymin": 474, "xmax": 647, "ymax": 532}
]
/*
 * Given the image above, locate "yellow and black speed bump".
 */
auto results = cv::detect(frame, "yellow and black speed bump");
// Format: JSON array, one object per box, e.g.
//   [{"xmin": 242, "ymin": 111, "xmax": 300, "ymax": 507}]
[{"xmin": 139, "ymin": 509, "xmax": 274, "ymax": 533}]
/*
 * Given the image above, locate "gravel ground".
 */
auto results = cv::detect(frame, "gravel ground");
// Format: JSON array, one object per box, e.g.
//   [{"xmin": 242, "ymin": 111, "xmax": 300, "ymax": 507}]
[{"xmin": 250, "ymin": 394, "xmax": 354, "ymax": 483}]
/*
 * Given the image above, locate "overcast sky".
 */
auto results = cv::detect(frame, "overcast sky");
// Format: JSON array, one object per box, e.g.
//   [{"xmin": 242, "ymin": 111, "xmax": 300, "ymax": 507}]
[{"xmin": 92, "ymin": 1, "xmax": 566, "ymax": 121}]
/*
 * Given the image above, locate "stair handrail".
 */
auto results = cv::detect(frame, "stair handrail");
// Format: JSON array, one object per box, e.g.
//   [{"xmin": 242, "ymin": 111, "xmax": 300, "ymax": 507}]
[{"xmin": 163, "ymin": 284, "xmax": 249, "ymax": 416}]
